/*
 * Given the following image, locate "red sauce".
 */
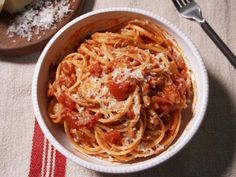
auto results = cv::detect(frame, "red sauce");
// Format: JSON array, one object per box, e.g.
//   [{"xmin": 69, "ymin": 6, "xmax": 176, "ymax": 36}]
[
  {"xmin": 47, "ymin": 85, "xmax": 56, "ymax": 97},
  {"xmin": 171, "ymin": 73, "xmax": 188, "ymax": 97},
  {"xmin": 159, "ymin": 104, "xmax": 173, "ymax": 115},
  {"xmin": 104, "ymin": 130, "xmax": 122, "ymax": 145},
  {"xmin": 127, "ymin": 110, "xmax": 135, "ymax": 119},
  {"xmin": 128, "ymin": 129, "xmax": 135, "ymax": 138},
  {"xmin": 176, "ymin": 57, "xmax": 186, "ymax": 70},
  {"xmin": 164, "ymin": 85, "xmax": 180, "ymax": 104},
  {"xmin": 87, "ymin": 114, "xmax": 101, "ymax": 127},
  {"xmin": 58, "ymin": 93, "xmax": 75, "ymax": 110},
  {"xmin": 107, "ymin": 81, "xmax": 136, "ymax": 101},
  {"xmin": 142, "ymin": 82, "xmax": 150, "ymax": 95},
  {"xmin": 89, "ymin": 63, "xmax": 103, "ymax": 77},
  {"xmin": 61, "ymin": 109, "xmax": 78, "ymax": 129},
  {"xmin": 152, "ymin": 84, "xmax": 180, "ymax": 114},
  {"xmin": 58, "ymin": 75, "xmax": 76, "ymax": 88},
  {"xmin": 152, "ymin": 95, "xmax": 173, "ymax": 113},
  {"xmin": 61, "ymin": 62, "xmax": 75, "ymax": 75},
  {"xmin": 61, "ymin": 108, "xmax": 100, "ymax": 129}
]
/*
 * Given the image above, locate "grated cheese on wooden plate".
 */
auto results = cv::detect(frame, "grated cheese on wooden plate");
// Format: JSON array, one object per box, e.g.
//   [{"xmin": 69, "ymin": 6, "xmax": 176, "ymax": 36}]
[{"xmin": 7, "ymin": 0, "xmax": 73, "ymax": 41}]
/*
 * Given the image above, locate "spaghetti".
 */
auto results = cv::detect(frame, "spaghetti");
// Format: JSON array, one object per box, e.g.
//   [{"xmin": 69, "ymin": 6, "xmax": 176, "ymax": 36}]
[{"xmin": 47, "ymin": 19, "xmax": 193, "ymax": 162}]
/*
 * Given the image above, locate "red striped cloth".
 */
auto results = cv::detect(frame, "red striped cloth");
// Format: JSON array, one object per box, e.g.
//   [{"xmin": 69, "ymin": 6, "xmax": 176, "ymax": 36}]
[{"xmin": 28, "ymin": 120, "xmax": 67, "ymax": 177}]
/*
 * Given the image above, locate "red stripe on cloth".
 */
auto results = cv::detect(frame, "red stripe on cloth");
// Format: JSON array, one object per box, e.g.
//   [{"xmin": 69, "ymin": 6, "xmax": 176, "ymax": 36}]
[
  {"xmin": 48, "ymin": 146, "xmax": 55, "ymax": 177},
  {"xmin": 28, "ymin": 121, "xmax": 45, "ymax": 177},
  {"xmin": 43, "ymin": 140, "xmax": 49, "ymax": 177},
  {"xmin": 54, "ymin": 150, "xmax": 67, "ymax": 177},
  {"xmin": 28, "ymin": 120, "xmax": 67, "ymax": 177}
]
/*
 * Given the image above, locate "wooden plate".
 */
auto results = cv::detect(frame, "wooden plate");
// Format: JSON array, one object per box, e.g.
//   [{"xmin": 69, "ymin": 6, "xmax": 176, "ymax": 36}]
[{"xmin": 0, "ymin": 0, "xmax": 84, "ymax": 57}]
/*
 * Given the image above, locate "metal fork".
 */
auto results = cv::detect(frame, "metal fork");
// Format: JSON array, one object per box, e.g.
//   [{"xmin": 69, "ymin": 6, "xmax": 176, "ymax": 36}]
[{"xmin": 172, "ymin": 0, "xmax": 236, "ymax": 68}]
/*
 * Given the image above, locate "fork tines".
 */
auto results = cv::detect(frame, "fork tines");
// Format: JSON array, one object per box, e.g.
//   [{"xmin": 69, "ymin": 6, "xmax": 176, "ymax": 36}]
[{"xmin": 172, "ymin": 0, "xmax": 192, "ymax": 9}]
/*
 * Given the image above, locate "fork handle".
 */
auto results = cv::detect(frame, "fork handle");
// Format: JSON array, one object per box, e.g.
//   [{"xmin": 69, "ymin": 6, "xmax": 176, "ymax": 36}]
[{"xmin": 200, "ymin": 21, "xmax": 236, "ymax": 68}]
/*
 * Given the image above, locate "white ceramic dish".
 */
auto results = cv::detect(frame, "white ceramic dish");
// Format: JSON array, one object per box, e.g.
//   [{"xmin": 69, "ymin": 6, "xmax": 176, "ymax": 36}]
[{"xmin": 32, "ymin": 8, "xmax": 208, "ymax": 173}]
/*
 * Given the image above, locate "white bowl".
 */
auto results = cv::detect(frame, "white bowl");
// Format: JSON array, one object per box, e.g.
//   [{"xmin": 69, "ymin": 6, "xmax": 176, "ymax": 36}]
[{"xmin": 32, "ymin": 8, "xmax": 208, "ymax": 173}]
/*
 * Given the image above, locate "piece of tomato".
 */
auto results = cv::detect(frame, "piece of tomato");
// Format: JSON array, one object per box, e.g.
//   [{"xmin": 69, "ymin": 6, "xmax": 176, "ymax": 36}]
[
  {"xmin": 127, "ymin": 110, "xmax": 135, "ymax": 119},
  {"xmin": 107, "ymin": 81, "xmax": 136, "ymax": 101},
  {"xmin": 58, "ymin": 75, "xmax": 76, "ymax": 88},
  {"xmin": 104, "ymin": 130, "xmax": 122, "ymax": 145},
  {"xmin": 61, "ymin": 108, "xmax": 101, "ymax": 129},
  {"xmin": 58, "ymin": 93, "xmax": 76, "ymax": 110},
  {"xmin": 89, "ymin": 63, "xmax": 103, "ymax": 77},
  {"xmin": 61, "ymin": 62, "xmax": 75, "ymax": 75}
]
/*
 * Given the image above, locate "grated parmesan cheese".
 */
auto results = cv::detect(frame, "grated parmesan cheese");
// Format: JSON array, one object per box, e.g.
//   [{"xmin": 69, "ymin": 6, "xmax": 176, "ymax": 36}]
[
  {"xmin": 137, "ymin": 143, "xmax": 155, "ymax": 156},
  {"xmin": 106, "ymin": 99, "xmax": 126, "ymax": 112},
  {"xmin": 78, "ymin": 107, "xmax": 85, "ymax": 114},
  {"xmin": 107, "ymin": 155, "xmax": 114, "ymax": 162},
  {"xmin": 86, "ymin": 77, "xmax": 108, "ymax": 99},
  {"xmin": 73, "ymin": 136, "xmax": 79, "ymax": 143},
  {"xmin": 71, "ymin": 93, "xmax": 79, "ymax": 99},
  {"xmin": 155, "ymin": 52, "xmax": 164, "ymax": 60},
  {"xmin": 100, "ymin": 86, "xmax": 109, "ymax": 96},
  {"xmin": 155, "ymin": 52, "xmax": 167, "ymax": 68},
  {"xmin": 7, "ymin": 0, "xmax": 72, "ymax": 41},
  {"xmin": 156, "ymin": 144, "xmax": 165, "ymax": 151},
  {"xmin": 111, "ymin": 67, "xmax": 144, "ymax": 83},
  {"xmin": 70, "ymin": 128, "xmax": 77, "ymax": 134},
  {"xmin": 123, "ymin": 137, "xmax": 134, "ymax": 145}
]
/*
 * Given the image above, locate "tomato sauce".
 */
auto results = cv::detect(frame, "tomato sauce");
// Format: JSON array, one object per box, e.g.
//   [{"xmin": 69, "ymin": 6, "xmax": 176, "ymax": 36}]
[
  {"xmin": 61, "ymin": 108, "xmax": 100, "ymax": 130},
  {"xmin": 61, "ymin": 62, "xmax": 75, "ymax": 75},
  {"xmin": 58, "ymin": 75, "xmax": 76, "ymax": 88},
  {"xmin": 104, "ymin": 130, "xmax": 122, "ymax": 145},
  {"xmin": 58, "ymin": 93, "xmax": 75, "ymax": 110},
  {"xmin": 107, "ymin": 81, "xmax": 136, "ymax": 101},
  {"xmin": 127, "ymin": 110, "xmax": 135, "ymax": 119},
  {"xmin": 89, "ymin": 63, "xmax": 103, "ymax": 77}
]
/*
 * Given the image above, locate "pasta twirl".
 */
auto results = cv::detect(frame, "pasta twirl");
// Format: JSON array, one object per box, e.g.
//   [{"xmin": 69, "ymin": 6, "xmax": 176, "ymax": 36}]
[{"xmin": 47, "ymin": 19, "xmax": 193, "ymax": 162}]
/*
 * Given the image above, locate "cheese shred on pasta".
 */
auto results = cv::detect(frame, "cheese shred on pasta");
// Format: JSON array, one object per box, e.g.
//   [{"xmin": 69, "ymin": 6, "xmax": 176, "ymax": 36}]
[{"xmin": 47, "ymin": 19, "xmax": 193, "ymax": 162}]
